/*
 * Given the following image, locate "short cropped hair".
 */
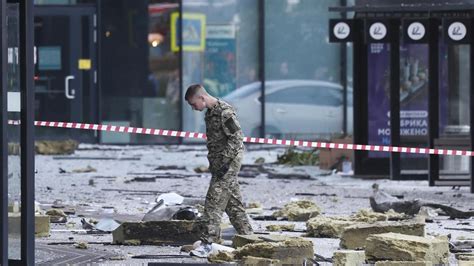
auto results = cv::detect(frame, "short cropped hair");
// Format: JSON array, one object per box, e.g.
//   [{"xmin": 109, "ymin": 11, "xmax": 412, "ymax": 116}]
[{"xmin": 185, "ymin": 84, "xmax": 205, "ymax": 101}]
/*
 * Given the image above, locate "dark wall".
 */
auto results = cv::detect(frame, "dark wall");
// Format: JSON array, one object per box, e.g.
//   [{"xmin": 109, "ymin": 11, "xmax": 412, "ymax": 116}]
[{"xmin": 100, "ymin": 0, "xmax": 148, "ymax": 97}]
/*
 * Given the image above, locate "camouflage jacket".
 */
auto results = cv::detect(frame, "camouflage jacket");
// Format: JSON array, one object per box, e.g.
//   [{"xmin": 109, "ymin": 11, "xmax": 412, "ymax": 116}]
[{"xmin": 205, "ymin": 100, "xmax": 244, "ymax": 169}]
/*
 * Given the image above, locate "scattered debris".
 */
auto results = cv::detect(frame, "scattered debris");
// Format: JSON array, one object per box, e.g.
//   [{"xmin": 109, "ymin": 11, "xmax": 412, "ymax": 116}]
[
  {"xmin": 8, "ymin": 143, "xmax": 20, "ymax": 155},
  {"xmin": 340, "ymin": 221, "xmax": 425, "ymax": 249},
  {"xmin": 371, "ymin": 185, "xmax": 474, "ymax": 219},
  {"xmin": 232, "ymin": 234, "xmax": 305, "ymax": 248},
  {"xmin": 265, "ymin": 224, "xmax": 296, "ymax": 232},
  {"xmin": 276, "ymin": 147, "xmax": 318, "ymax": 166},
  {"xmin": 295, "ymin": 192, "xmax": 336, "ymax": 197},
  {"xmin": 157, "ymin": 192, "xmax": 184, "ymax": 205},
  {"xmin": 35, "ymin": 140, "xmax": 78, "ymax": 155},
  {"xmin": 352, "ymin": 208, "xmax": 409, "ymax": 223},
  {"xmin": 75, "ymin": 242, "xmax": 88, "ymax": 249},
  {"xmin": 194, "ymin": 166, "xmax": 209, "ymax": 173},
  {"xmin": 239, "ymin": 256, "xmax": 280, "ymax": 264},
  {"xmin": 374, "ymin": 261, "xmax": 432, "ymax": 266},
  {"xmin": 54, "ymin": 156, "xmax": 141, "ymax": 160},
  {"xmin": 267, "ymin": 173, "xmax": 312, "ymax": 180},
  {"xmin": 272, "ymin": 200, "xmax": 321, "ymax": 221},
  {"xmin": 46, "ymin": 209, "xmax": 67, "ymax": 223},
  {"xmin": 207, "ymin": 251, "xmax": 235, "ymax": 263},
  {"xmin": 9, "ymin": 213, "xmax": 50, "ymax": 237},
  {"xmin": 234, "ymin": 238, "xmax": 314, "ymax": 265},
  {"xmin": 238, "ymin": 171, "xmax": 259, "ymax": 178},
  {"xmin": 127, "ymin": 177, "xmax": 156, "ymax": 183},
  {"xmin": 154, "ymin": 165, "xmax": 186, "ymax": 170},
  {"xmin": 72, "ymin": 165, "xmax": 97, "ymax": 173},
  {"xmin": 306, "ymin": 216, "xmax": 358, "ymax": 238},
  {"xmin": 365, "ymin": 233, "xmax": 449, "ymax": 264},
  {"xmin": 333, "ymin": 250, "xmax": 365, "ymax": 266},
  {"xmin": 113, "ymin": 220, "xmax": 204, "ymax": 245},
  {"xmin": 247, "ymin": 202, "xmax": 262, "ymax": 209},
  {"xmin": 101, "ymin": 188, "xmax": 165, "ymax": 194}
]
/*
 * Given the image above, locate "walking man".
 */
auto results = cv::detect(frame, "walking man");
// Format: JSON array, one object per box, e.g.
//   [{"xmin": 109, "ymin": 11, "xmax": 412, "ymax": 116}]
[{"xmin": 185, "ymin": 84, "xmax": 253, "ymax": 255}]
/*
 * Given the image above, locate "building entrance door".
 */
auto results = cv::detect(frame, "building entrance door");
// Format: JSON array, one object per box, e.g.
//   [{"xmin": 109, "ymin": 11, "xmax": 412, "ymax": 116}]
[{"xmin": 34, "ymin": 6, "xmax": 97, "ymax": 142}]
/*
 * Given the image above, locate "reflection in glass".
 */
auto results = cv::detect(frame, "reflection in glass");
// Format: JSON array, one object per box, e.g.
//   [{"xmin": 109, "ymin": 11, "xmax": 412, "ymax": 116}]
[
  {"xmin": 182, "ymin": 0, "xmax": 259, "ymax": 140},
  {"xmin": 264, "ymin": 0, "xmax": 343, "ymax": 140},
  {"xmin": 439, "ymin": 45, "xmax": 471, "ymax": 176}
]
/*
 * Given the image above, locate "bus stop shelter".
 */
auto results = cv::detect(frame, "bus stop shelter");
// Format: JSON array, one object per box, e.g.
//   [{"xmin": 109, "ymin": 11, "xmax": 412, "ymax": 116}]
[
  {"xmin": 1, "ymin": 0, "xmax": 35, "ymax": 264},
  {"xmin": 329, "ymin": 0, "xmax": 474, "ymax": 193}
]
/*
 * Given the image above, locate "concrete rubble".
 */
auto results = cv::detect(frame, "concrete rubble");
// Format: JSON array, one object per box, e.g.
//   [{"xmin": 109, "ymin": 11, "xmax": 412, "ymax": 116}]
[
  {"xmin": 233, "ymin": 238, "xmax": 314, "ymax": 265},
  {"xmin": 374, "ymin": 261, "xmax": 432, "ymax": 266},
  {"xmin": 45, "ymin": 208, "xmax": 68, "ymax": 223},
  {"xmin": 239, "ymin": 256, "xmax": 281, "ymax": 265},
  {"xmin": 266, "ymin": 224, "xmax": 296, "ymax": 232},
  {"xmin": 35, "ymin": 140, "xmax": 78, "ymax": 155},
  {"xmin": 340, "ymin": 221, "xmax": 425, "ymax": 249},
  {"xmin": 113, "ymin": 220, "xmax": 204, "ymax": 245},
  {"xmin": 9, "ymin": 213, "xmax": 50, "ymax": 237},
  {"xmin": 272, "ymin": 200, "xmax": 321, "ymax": 221},
  {"xmin": 365, "ymin": 233, "xmax": 449, "ymax": 264},
  {"xmin": 333, "ymin": 250, "xmax": 366, "ymax": 266},
  {"xmin": 306, "ymin": 209, "xmax": 410, "ymax": 238},
  {"xmin": 232, "ymin": 234, "xmax": 303, "ymax": 248},
  {"xmin": 31, "ymin": 144, "xmax": 474, "ymax": 264}
]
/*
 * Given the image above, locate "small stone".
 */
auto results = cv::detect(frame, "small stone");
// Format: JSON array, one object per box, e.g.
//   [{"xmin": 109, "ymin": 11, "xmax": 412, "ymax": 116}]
[
  {"xmin": 254, "ymin": 157, "xmax": 265, "ymax": 164},
  {"xmin": 194, "ymin": 166, "xmax": 209, "ymax": 173},
  {"xmin": 75, "ymin": 242, "xmax": 88, "ymax": 249}
]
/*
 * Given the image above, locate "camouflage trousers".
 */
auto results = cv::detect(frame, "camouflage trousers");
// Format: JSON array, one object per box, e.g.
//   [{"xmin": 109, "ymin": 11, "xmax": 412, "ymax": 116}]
[{"xmin": 200, "ymin": 152, "xmax": 253, "ymax": 243}]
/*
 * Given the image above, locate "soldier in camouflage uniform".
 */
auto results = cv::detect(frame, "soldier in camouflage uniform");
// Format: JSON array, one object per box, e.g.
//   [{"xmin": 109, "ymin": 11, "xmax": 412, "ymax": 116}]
[{"xmin": 185, "ymin": 84, "xmax": 253, "ymax": 244}]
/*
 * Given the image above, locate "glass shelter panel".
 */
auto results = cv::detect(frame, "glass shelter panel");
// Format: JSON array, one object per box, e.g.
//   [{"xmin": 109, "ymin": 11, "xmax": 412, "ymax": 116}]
[
  {"xmin": 264, "ymin": 0, "xmax": 343, "ymax": 140},
  {"xmin": 7, "ymin": 3, "xmax": 21, "ymax": 260},
  {"xmin": 439, "ymin": 45, "xmax": 471, "ymax": 178},
  {"xmin": 182, "ymin": 0, "xmax": 260, "ymax": 141}
]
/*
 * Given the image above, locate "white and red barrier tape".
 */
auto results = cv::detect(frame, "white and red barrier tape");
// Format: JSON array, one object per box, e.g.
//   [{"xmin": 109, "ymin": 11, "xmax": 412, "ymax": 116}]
[{"xmin": 7, "ymin": 120, "xmax": 473, "ymax": 157}]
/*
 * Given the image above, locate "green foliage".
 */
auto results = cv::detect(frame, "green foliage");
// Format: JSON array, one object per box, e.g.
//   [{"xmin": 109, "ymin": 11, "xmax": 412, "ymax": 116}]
[{"xmin": 276, "ymin": 147, "xmax": 319, "ymax": 166}]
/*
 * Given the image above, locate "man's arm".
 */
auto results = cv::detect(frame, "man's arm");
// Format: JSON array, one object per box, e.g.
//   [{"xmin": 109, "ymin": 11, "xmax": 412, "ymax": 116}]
[{"xmin": 213, "ymin": 108, "xmax": 243, "ymax": 178}]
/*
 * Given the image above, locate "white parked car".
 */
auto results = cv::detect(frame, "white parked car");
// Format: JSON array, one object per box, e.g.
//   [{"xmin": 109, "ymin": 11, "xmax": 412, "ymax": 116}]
[{"xmin": 223, "ymin": 80, "xmax": 353, "ymax": 138}]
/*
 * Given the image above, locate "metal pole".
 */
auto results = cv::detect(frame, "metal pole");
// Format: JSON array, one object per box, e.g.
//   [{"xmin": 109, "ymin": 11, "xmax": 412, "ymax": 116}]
[
  {"xmin": 390, "ymin": 20, "xmax": 401, "ymax": 180},
  {"xmin": 259, "ymin": 0, "xmax": 265, "ymax": 138},
  {"xmin": 19, "ymin": 0, "xmax": 34, "ymax": 263},
  {"xmin": 0, "ymin": 0, "xmax": 9, "ymax": 263},
  {"xmin": 428, "ymin": 18, "xmax": 439, "ymax": 187},
  {"xmin": 353, "ymin": 18, "xmax": 368, "ymax": 175},
  {"xmin": 470, "ymin": 18, "xmax": 474, "ymax": 193}
]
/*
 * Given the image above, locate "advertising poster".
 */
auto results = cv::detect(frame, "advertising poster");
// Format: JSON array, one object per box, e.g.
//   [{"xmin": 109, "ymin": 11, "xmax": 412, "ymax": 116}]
[
  {"xmin": 203, "ymin": 25, "xmax": 236, "ymax": 98},
  {"xmin": 367, "ymin": 43, "xmax": 448, "ymax": 158}
]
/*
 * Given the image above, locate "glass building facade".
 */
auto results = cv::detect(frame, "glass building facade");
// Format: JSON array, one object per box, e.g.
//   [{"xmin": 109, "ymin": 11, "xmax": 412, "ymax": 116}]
[{"xmin": 30, "ymin": 0, "xmax": 352, "ymax": 144}]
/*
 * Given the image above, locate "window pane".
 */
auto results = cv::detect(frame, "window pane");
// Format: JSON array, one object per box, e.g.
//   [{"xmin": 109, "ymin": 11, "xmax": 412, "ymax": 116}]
[
  {"xmin": 182, "ymin": 0, "xmax": 260, "ymax": 140},
  {"xmin": 264, "ymin": 0, "xmax": 343, "ymax": 139}
]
